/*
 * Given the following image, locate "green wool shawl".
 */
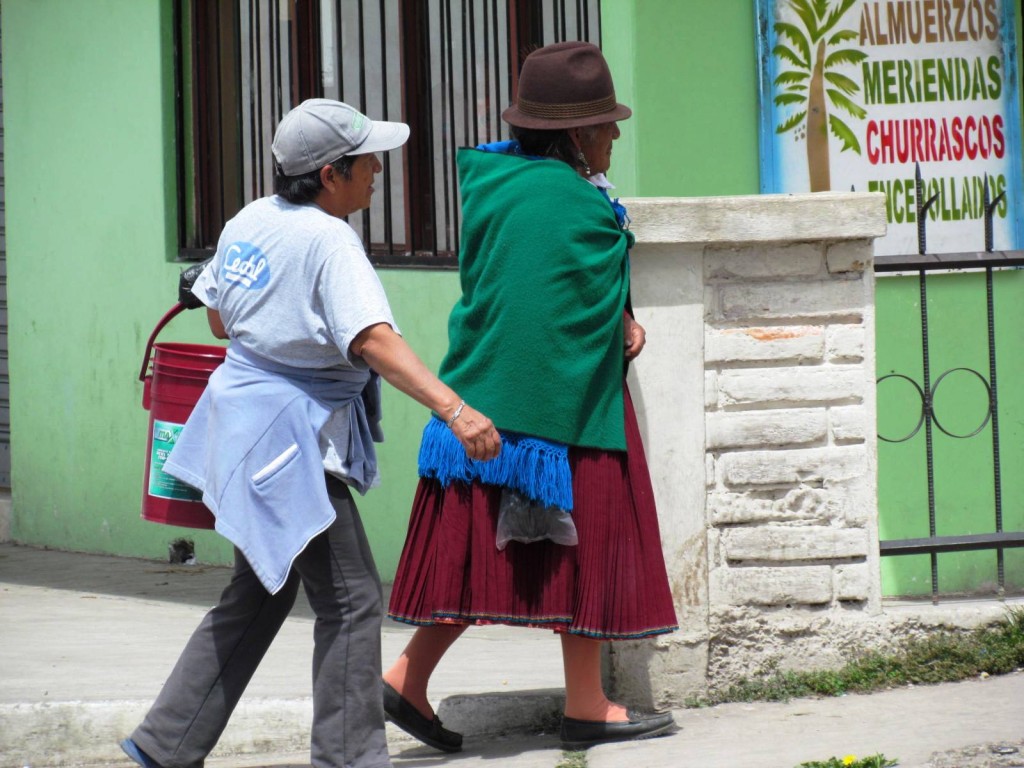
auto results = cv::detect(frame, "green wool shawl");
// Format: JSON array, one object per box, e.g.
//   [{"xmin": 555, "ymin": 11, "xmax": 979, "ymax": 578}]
[{"xmin": 438, "ymin": 148, "xmax": 631, "ymax": 451}]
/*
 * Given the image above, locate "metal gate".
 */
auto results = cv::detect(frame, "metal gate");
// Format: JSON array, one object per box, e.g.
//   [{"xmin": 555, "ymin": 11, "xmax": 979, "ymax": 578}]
[{"xmin": 875, "ymin": 164, "xmax": 1024, "ymax": 602}]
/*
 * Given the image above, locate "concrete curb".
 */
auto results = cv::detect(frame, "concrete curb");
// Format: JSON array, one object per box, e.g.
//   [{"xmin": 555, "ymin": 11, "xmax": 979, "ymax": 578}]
[
  {"xmin": 1, "ymin": 691, "xmax": 566, "ymax": 767},
  {"xmin": 438, "ymin": 689, "xmax": 564, "ymax": 738}
]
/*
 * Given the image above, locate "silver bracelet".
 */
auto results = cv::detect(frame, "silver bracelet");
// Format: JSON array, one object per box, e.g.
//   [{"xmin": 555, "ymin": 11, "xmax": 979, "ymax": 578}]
[{"xmin": 446, "ymin": 400, "xmax": 466, "ymax": 429}]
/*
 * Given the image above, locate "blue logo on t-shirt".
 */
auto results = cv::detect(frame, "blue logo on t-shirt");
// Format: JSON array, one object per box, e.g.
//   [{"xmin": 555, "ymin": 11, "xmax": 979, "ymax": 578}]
[{"xmin": 222, "ymin": 242, "xmax": 270, "ymax": 289}]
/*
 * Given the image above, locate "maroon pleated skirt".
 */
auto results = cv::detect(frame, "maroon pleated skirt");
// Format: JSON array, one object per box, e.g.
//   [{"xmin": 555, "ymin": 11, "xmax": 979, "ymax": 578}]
[{"xmin": 387, "ymin": 383, "xmax": 678, "ymax": 640}]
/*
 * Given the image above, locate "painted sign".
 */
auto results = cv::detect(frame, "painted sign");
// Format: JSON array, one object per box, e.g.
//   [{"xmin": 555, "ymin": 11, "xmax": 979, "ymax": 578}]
[{"xmin": 757, "ymin": 0, "xmax": 1024, "ymax": 255}]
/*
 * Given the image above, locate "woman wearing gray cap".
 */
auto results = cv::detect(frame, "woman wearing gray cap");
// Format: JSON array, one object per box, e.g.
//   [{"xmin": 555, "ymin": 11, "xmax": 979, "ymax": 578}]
[
  {"xmin": 382, "ymin": 42, "xmax": 678, "ymax": 751},
  {"xmin": 120, "ymin": 99, "xmax": 500, "ymax": 768}
]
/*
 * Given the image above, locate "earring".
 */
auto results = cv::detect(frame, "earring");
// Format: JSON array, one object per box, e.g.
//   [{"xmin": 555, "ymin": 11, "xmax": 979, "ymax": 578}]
[{"xmin": 576, "ymin": 150, "xmax": 591, "ymax": 176}]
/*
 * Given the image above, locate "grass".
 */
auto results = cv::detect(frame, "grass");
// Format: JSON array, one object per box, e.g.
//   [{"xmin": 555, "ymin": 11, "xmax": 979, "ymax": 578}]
[
  {"xmin": 689, "ymin": 607, "xmax": 1024, "ymax": 707},
  {"xmin": 551, "ymin": 610, "xmax": 1023, "ymax": 768},
  {"xmin": 799, "ymin": 756, "xmax": 898, "ymax": 768},
  {"xmin": 554, "ymin": 747, "xmax": 898, "ymax": 768},
  {"xmin": 555, "ymin": 751, "xmax": 588, "ymax": 768}
]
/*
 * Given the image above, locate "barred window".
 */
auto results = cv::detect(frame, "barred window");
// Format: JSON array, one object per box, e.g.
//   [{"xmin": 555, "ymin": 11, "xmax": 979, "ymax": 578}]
[{"xmin": 174, "ymin": 0, "xmax": 601, "ymax": 267}]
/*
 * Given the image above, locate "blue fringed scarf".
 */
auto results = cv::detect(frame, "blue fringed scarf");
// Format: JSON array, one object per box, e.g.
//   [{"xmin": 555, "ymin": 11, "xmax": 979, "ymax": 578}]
[{"xmin": 418, "ymin": 416, "xmax": 573, "ymax": 510}]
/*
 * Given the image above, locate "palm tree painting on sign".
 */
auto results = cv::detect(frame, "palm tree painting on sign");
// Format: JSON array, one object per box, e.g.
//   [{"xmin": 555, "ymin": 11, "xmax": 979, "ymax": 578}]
[{"xmin": 773, "ymin": 0, "xmax": 868, "ymax": 191}]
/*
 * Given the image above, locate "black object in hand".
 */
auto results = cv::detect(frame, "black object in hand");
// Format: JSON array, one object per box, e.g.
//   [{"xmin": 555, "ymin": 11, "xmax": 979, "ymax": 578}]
[{"xmin": 178, "ymin": 259, "xmax": 211, "ymax": 309}]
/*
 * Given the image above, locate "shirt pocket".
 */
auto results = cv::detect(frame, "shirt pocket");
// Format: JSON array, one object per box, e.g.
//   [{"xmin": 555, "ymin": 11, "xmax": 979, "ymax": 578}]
[{"xmin": 251, "ymin": 443, "xmax": 300, "ymax": 486}]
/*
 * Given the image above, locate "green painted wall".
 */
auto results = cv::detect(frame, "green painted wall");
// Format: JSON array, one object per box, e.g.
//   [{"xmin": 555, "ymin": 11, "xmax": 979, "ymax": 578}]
[
  {"xmin": 361, "ymin": 270, "xmax": 461, "ymax": 577},
  {"xmin": 1, "ymin": 0, "xmax": 461, "ymax": 577},
  {"xmin": 1, "ymin": 0, "xmax": 237, "ymax": 561},
  {"xmin": 601, "ymin": 0, "xmax": 761, "ymax": 197}
]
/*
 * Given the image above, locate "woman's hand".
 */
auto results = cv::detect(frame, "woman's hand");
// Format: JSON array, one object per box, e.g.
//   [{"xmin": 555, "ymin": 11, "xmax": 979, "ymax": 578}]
[
  {"xmin": 351, "ymin": 323, "xmax": 501, "ymax": 461},
  {"xmin": 624, "ymin": 311, "xmax": 646, "ymax": 361},
  {"xmin": 448, "ymin": 404, "xmax": 502, "ymax": 461}
]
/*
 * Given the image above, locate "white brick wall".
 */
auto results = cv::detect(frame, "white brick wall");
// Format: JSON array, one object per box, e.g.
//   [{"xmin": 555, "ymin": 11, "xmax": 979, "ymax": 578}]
[
  {"xmin": 827, "ymin": 240, "xmax": 874, "ymax": 274},
  {"xmin": 706, "ymin": 409, "xmax": 826, "ymax": 450},
  {"xmin": 705, "ymin": 325, "xmax": 825, "ymax": 365},
  {"xmin": 719, "ymin": 526, "xmax": 870, "ymax": 562},
  {"xmin": 705, "ymin": 243, "xmax": 823, "ymax": 280},
  {"xmin": 621, "ymin": 192, "xmax": 887, "ymax": 703},
  {"xmin": 830, "ymin": 405, "xmax": 868, "ymax": 443},
  {"xmin": 707, "ymin": 487, "xmax": 835, "ymax": 526},
  {"xmin": 707, "ymin": 233, "xmax": 876, "ymax": 612},
  {"xmin": 835, "ymin": 563, "xmax": 873, "ymax": 601},
  {"xmin": 716, "ymin": 366, "xmax": 865, "ymax": 407},
  {"xmin": 826, "ymin": 324, "xmax": 865, "ymax": 362},
  {"xmin": 718, "ymin": 445, "xmax": 867, "ymax": 488},
  {"xmin": 719, "ymin": 279, "xmax": 867, "ymax": 322},
  {"xmin": 712, "ymin": 565, "xmax": 833, "ymax": 606}
]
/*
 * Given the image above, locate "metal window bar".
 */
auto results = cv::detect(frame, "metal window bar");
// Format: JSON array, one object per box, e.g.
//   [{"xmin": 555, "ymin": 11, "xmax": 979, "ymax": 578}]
[
  {"xmin": 240, "ymin": 0, "xmax": 289, "ymax": 205},
  {"xmin": 173, "ymin": 0, "xmax": 189, "ymax": 252},
  {"xmin": 178, "ymin": 0, "xmax": 600, "ymax": 264},
  {"xmin": 875, "ymin": 164, "xmax": 1024, "ymax": 603}
]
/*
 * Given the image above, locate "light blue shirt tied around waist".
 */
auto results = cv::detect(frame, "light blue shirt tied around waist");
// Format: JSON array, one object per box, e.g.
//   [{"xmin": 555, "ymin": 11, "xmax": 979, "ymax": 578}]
[
  {"xmin": 164, "ymin": 343, "xmax": 384, "ymax": 594},
  {"xmin": 417, "ymin": 416, "xmax": 573, "ymax": 511}
]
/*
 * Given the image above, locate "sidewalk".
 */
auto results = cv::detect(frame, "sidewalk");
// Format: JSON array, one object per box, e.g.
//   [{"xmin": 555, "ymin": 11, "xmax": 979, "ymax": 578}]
[{"xmin": 1, "ymin": 542, "xmax": 1021, "ymax": 768}]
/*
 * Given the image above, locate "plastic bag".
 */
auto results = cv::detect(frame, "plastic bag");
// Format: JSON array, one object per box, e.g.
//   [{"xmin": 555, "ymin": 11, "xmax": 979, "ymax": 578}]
[
  {"xmin": 496, "ymin": 489, "xmax": 578, "ymax": 550},
  {"xmin": 178, "ymin": 257, "xmax": 213, "ymax": 309}
]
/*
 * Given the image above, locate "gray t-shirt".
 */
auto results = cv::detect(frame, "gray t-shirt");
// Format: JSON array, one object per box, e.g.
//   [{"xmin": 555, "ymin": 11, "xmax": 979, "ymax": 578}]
[
  {"xmin": 192, "ymin": 195, "xmax": 398, "ymax": 487},
  {"xmin": 193, "ymin": 195, "xmax": 398, "ymax": 370}
]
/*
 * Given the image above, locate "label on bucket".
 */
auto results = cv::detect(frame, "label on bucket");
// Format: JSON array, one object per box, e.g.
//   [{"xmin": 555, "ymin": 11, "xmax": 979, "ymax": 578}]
[{"xmin": 149, "ymin": 419, "xmax": 203, "ymax": 501}]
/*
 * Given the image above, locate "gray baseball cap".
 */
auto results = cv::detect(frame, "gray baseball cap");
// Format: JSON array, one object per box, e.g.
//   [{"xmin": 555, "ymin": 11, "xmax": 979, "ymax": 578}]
[{"xmin": 271, "ymin": 99, "xmax": 410, "ymax": 176}]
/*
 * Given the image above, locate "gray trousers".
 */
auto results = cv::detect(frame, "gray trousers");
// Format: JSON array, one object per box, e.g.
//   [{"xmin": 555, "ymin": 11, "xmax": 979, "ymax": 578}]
[{"xmin": 131, "ymin": 476, "xmax": 391, "ymax": 768}]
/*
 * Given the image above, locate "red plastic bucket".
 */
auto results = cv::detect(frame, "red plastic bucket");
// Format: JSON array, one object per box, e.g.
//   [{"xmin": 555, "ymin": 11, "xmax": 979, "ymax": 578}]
[
  {"xmin": 151, "ymin": 342, "xmax": 225, "ymax": 372},
  {"xmin": 139, "ymin": 304, "xmax": 226, "ymax": 529}
]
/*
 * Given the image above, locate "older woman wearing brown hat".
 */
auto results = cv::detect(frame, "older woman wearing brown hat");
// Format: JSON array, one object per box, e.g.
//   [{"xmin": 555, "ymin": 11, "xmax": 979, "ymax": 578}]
[{"xmin": 382, "ymin": 41, "xmax": 678, "ymax": 751}]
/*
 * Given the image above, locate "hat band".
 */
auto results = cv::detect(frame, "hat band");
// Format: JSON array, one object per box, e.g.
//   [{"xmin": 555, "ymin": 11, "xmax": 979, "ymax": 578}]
[{"xmin": 516, "ymin": 93, "xmax": 618, "ymax": 120}]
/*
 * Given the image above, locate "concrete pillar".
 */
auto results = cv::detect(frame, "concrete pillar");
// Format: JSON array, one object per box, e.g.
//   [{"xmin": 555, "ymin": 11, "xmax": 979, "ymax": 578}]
[{"xmin": 608, "ymin": 193, "xmax": 888, "ymax": 705}]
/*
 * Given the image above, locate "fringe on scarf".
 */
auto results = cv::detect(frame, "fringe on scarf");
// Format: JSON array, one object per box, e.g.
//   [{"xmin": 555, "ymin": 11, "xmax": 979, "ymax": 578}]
[{"xmin": 417, "ymin": 416, "xmax": 574, "ymax": 511}]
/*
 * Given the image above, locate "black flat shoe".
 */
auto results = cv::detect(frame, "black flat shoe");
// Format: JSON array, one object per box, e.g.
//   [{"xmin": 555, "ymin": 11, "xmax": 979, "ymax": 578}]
[
  {"xmin": 382, "ymin": 680, "xmax": 463, "ymax": 753},
  {"xmin": 560, "ymin": 709, "xmax": 677, "ymax": 749}
]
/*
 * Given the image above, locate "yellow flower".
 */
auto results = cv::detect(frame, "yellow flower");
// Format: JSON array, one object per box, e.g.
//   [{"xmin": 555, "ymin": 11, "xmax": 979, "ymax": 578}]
[{"xmin": 842, "ymin": 757, "xmax": 857, "ymax": 766}]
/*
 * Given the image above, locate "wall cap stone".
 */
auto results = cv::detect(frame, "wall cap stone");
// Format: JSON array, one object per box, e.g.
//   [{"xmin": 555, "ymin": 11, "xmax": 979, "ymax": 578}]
[{"xmin": 623, "ymin": 193, "xmax": 887, "ymax": 246}]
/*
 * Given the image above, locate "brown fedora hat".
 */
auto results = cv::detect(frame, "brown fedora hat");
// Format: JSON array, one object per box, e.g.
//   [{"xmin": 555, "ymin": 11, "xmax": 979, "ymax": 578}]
[{"xmin": 502, "ymin": 41, "xmax": 632, "ymax": 130}]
